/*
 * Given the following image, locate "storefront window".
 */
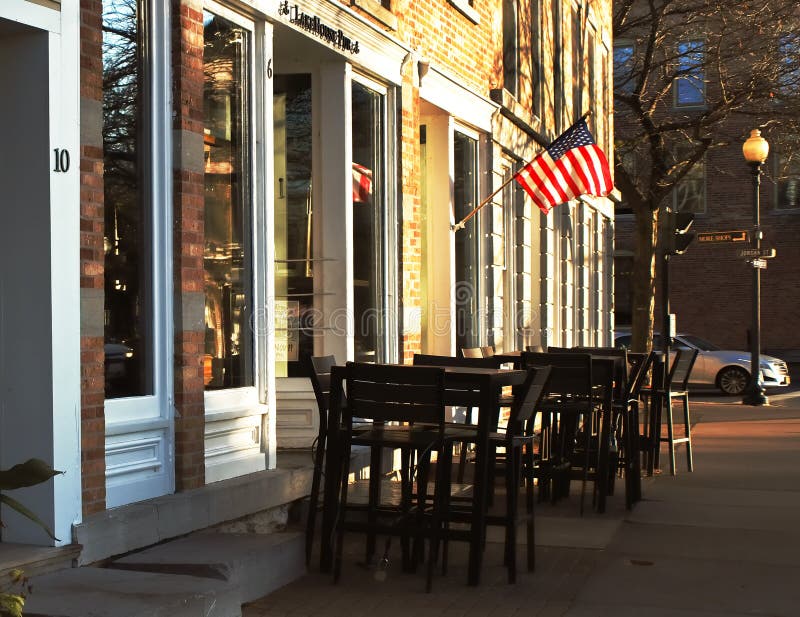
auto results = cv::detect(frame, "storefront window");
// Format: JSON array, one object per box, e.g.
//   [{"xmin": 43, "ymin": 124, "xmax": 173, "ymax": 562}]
[
  {"xmin": 103, "ymin": 0, "xmax": 153, "ymax": 398},
  {"xmin": 203, "ymin": 11, "xmax": 253, "ymax": 389},
  {"xmin": 454, "ymin": 130, "xmax": 481, "ymax": 349},
  {"xmin": 274, "ymin": 74, "xmax": 314, "ymax": 377},
  {"xmin": 352, "ymin": 80, "xmax": 386, "ymax": 363}
]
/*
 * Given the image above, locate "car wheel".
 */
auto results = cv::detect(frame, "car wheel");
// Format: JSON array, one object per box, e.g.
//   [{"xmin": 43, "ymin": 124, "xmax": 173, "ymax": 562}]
[{"xmin": 717, "ymin": 366, "xmax": 749, "ymax": 396}]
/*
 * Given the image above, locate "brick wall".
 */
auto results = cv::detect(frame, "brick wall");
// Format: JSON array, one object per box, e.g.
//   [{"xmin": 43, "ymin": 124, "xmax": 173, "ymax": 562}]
[
  {"xmin": 400, "ymin": 59, "xmax": 421, "ymax": 364},
  {"xmin": 79, "ymin": 0, "xmax": 107, "ymax": 516},
  {"xmin": 171, "ymin": 0, "xmax": 207, "ymax": 490},
  {"xmin": 615, "ymin": 114, "xmax": 800, "ymax": 353}
]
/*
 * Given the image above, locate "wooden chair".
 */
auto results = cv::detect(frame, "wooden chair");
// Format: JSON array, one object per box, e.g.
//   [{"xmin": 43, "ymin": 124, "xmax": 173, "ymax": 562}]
[
  {"xmin": 439, "ymin": 366, "xmax": 552, "ymax": 583},
  {"xmin": 332, "ymin": 362, "xmax": 449, "ymax": 592},
  {"xmin": 413, "ymin": 354, "xmax": 504, "ymax": 483},
  {"xmin": 305, "ymin": 355, "xmax": 337, "ymax": 565},
  {"xmin": 639, "ymin": 348, "xmax": 698, "ymax": 475},
  {"xmin": 522, "ymin": 352, "xmax": 614, "ymax": 514},
  {"xmin": 610, "ymin": 350, "xmax": 655, "ymax": 508}
]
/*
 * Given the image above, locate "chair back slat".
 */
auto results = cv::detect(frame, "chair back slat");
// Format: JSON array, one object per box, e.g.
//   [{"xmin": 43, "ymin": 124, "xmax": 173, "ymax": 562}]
[
  {"xmin": 480, "ymin": 346, "xmax": 495, "ymax": 358},
  {"xmin": 413, "ymin": 353, "xmax": 503, "ymax": 369},
  {"xmin": 509, "ymin": 366, "xmax": 552, "ymax": 426},
  {"xmin": 308, "ymin": 355, "xmax": 337, "ymax": 413},
  {"xmin": 523, "ymin": 352, "xmax": 593, "ymax": 399},
  {"xmin": 668, "ymin": 348, "xmax": 698, "ymax": 391},
  {"xmin": 345, "ymin": 362, "xmax": 446, "ymax": 426},
  {"xmin": 461, "ymin": 347, "xmax": 484, "ymax": 358},
  {"xmin": 626, "ymin": 351, "xmax": 655, "ymax": 399}
]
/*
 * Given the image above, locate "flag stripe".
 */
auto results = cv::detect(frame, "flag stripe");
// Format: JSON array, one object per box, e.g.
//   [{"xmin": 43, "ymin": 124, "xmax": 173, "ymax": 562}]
[{"xmin": 534, "ymin": 156, "xmax": 571, "ymax": 204}]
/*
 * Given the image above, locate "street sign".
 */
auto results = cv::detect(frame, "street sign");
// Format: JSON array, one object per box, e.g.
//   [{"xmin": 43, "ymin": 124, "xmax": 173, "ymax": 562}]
[
  {"xmin": 696, "ymin": 230, "xmax": 749, "ymax": 244},
  {"xmin": 751, "ymin": 258, "xmax": 767, "ymax": 269},
  {"xmin": 738, "ymin": 248, "xmax": 776, "ymax": 259}
]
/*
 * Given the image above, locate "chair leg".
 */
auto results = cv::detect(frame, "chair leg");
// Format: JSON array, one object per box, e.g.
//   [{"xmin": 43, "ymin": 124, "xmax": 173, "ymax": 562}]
[
  {"xmin": 524, "ymin": 442, "xmax": 535, "ymax": 572},
  {"xmin": 425, "ymin": 447, "xmax": 448, "ymax": 593},
  {"xmin": 666, "ymin": 395, "xmax": 677, "ymax": 476},
  {"xmin": 683, "ymin": 392, "xmax": 694, "ymax": 472},
  {"xmin": 505, "ymin": 445, "xmax": 519, "ymax": 584},
  {"xmin": 366, "ymin": 445, "xmax": 382, "ymax": 562},
  {"xmin": 333, "ymin": 437, "xmax": 353, "ymax": 584},
  {"xmin": 306, "ymin": 432, "xmax": 326, "ymax": 565}
]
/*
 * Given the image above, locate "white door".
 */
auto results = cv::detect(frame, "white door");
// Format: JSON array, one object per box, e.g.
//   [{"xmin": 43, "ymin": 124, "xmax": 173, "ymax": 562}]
[
  {"xmin": 202, "ymin": 3, "xmax": 273, "ymax": 482},
  {"xmin": 103, "ymin": 0, "xmax": 174, "ymax": 508},
  {"xmin": 0, "ymin": 1, "xmax": 82, "ymax": 544}
]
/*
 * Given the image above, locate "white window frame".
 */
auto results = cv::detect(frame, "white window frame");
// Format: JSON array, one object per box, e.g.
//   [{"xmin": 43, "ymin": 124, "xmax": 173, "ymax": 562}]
[
  {"xmin": 350, "ymin": 71, "xmax": 399, "ymax": 364},
  {"xmin": 202, "ymin": 0, "xmax": 272, "ymax": 479},
  {"xmin": 673, "ymin": 39, "xmax": 706, "ymax": 109},
  {"xmin": 452, "ymin": 122, "xmax": 487, "ymax": 348},
  {"xmin": 104, "ymin": 0, "xmax": 175, "ymax": 507}
]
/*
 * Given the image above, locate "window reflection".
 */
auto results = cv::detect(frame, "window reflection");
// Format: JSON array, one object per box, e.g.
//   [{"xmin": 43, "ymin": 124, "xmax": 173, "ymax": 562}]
[
  {"xmin": 352, "ymin": 81, "xmax": 386, "ymax": 363},
  {"xmin": 274, "ymin": 74, "xmax": 314, "ymax": 377},
  {"xmin": 454, "ymin": 131, "xmax": 480, "ymax": 349},
  {"xmin": 102, "ymin": 0, "xmax": 153, "ymax": 398},
  {"xmin": 203, "ymin": 11, "xmax": 253, "ymax": 389}
]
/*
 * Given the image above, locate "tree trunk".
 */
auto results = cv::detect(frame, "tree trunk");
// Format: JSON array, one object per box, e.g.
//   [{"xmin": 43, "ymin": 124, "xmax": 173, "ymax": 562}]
[{"xmin": 630, "ymin": 204, "xmax": 659, "ymax": 352}]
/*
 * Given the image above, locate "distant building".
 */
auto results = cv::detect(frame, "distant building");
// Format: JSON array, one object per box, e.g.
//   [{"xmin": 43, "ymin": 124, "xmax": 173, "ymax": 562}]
[{"xmin": 613, "ymin": 6, "xmax": 800, "ymax": 358}]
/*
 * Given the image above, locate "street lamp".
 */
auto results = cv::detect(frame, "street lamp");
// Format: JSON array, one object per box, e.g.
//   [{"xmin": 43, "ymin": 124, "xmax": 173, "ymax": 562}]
[{"xmin": 742, "ymin": 129, "xmax": 769, "ymax": 406}]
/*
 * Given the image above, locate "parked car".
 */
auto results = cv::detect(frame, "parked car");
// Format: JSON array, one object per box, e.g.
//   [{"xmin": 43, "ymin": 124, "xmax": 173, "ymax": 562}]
[{"xmin": 614, "ymin": 331, "xmax": 790, "ymax": 395}]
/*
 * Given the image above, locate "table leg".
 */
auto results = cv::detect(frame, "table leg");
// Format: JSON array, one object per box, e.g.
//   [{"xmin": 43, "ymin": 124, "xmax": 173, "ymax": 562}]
[{"xmin": 467, "ymin": 378, "xmax": 494, "ymax": 586}]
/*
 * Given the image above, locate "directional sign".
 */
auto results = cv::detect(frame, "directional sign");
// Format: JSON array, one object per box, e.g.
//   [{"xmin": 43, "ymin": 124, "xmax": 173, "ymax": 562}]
[
  {"xmin": 751, "ymin": 258, "xmax": 767, "ymax": 269},
  {"xmin": 697, "ymin": 230, "xmax": 749, "ymax": 244},
  {"xmin": 738, "ymin": 248, "xmax": 777, "ymax": 259}
]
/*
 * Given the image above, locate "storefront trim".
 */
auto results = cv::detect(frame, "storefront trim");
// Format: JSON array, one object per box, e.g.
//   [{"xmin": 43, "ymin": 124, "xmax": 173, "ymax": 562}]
[
  {"xmin": 267, "ymin": 0, "xmax": 410, "ymax": 84},
  {"xmin": 420, "ymin": 65, "xmax": 499, "ymax": 132}
]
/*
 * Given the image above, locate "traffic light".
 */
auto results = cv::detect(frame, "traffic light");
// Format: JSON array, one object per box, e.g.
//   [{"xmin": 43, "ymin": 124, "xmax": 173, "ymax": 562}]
[{"xmin": 666, "ymin": 211, "xmax": 695, "ymax": 255}]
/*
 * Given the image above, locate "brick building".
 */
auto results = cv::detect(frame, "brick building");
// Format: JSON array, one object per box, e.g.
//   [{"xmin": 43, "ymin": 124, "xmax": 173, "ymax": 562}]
[
  {"xmin": 0, "ymin": 0, "xmax": 615, "ymax": 577},
  {"xmin": 612, "ymin": 7, "xmax": 800, "ymax": 359}
]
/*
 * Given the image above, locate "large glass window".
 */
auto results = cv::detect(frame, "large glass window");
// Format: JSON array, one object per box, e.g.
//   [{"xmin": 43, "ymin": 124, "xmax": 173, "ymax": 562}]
[
  {"xmin": 572, "ymin": 6, "xmax": 582, "ymax": 117},
  {"xmin": 775, "ymin": 146, "xmax": 800, "ymax": 210},
  {"xmin": 202, "ymin": 11, "xmax": 253, "ymax": 389},
  {"xmin": 673, "ymin": 162, "xmax": 706, "ymax": 213},
  {"xmin": 274, "ymin": 74, "xmax": 314, "ymax": 377},
  {"xmin": 675, "ymin": 40, "xmax": 705, "ymax": 107},
  {"xmin": 103, "ymin": 0, "xmax": 152, "ymax": 399},
  {"xmin": 503, "ymin": 0, "xmax": 519, "ymax": 98},
  {"xmin": 614, "ymin": 43, "xmax": 635, "ymax": 94},
  {"xmin": 352, "ymin": 79, "xmax": 387, "ymax": 363},
  {"xmin": 454, "ymin": 130, "xmax": 481, "ymax": 350}
]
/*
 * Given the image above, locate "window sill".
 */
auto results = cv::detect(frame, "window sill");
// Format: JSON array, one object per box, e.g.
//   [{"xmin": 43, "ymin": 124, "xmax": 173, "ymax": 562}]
[
  {"xmin": 489, "ymin": 88, "xmax": 543, "ymax": 138},
  {"xmin": 350, "ymin": 0, "xmax": 398, "ymax": 30},
  {"xmin": 448, "ymin": 0, "xmax": 480, "ymax": 24}
]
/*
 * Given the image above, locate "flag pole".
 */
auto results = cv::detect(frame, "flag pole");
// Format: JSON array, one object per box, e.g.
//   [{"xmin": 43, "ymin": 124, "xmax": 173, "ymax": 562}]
[{"xmin": 451, "ymin": 110, "xmax": 592, "ymax": 232}]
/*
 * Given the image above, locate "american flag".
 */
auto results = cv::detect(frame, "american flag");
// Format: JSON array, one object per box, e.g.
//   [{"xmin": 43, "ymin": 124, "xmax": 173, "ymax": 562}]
[{"xmin": 514, "ymin": 119, "xmax": 613, "ymax": 214}]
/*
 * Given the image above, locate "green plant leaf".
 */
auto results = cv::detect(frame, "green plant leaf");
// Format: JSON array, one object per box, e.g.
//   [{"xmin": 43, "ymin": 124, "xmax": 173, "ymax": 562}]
[
  {"xmin": 0, "ymin": 592, "xmax": 24, "ymax": 617},
  {"xmin": 0, "ymin": 494, "xmax": 59, "ymax": 541},
  {"xmin": 0, "ymin": 459, "xmax": 62, "ymax": 491}
]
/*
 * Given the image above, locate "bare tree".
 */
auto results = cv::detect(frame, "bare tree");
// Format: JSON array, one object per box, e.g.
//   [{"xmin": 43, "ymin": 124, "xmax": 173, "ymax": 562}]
[{"xmin": 613, "ymin": 0, "xmax": 800, "ymax": 351}]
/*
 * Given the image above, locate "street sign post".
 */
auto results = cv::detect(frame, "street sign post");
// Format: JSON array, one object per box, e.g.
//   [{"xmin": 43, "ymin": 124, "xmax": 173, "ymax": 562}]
[
  {"xmin": 738, "ymin": 247, "xmax": 776, "ymax": 259},
  {"xmin": 696, "ymin": 230, "xmax": 749, "ymax": 244}
]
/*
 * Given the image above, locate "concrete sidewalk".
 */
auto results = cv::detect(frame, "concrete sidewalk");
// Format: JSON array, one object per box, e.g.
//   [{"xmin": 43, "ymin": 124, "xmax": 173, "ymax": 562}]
[{"xmin": 244, "ymin": 397, "xmax": 800, "ymax": 617}]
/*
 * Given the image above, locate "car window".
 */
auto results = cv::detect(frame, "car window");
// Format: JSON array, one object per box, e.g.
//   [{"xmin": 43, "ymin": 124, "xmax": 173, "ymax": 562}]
[
  {"xmin": 678, "ymin": 334, "xmax": 719, "ymax": 351},
  {"xmin": 615, "ymin": 335, "xmax": 632, "ymax": 349}
]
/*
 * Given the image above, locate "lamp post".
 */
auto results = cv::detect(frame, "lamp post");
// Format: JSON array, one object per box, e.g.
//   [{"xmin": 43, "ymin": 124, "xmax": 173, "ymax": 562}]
[{"xmin": 742, "ymin": 129, "xmax": 769, "ymax": 406}]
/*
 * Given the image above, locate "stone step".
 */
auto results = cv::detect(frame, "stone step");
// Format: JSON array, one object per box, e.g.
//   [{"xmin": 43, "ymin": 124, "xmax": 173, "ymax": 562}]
[
  {"xmin": 0, "ymin": 542, "xmax": 81, "ymax": 583},
  {"xmin": 22, "ymin": 567, "xmax": 240, "ymax": 617},
  {"xmin": 109, "ymin": 531, "xmax": 305, "ymax": 605}
]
